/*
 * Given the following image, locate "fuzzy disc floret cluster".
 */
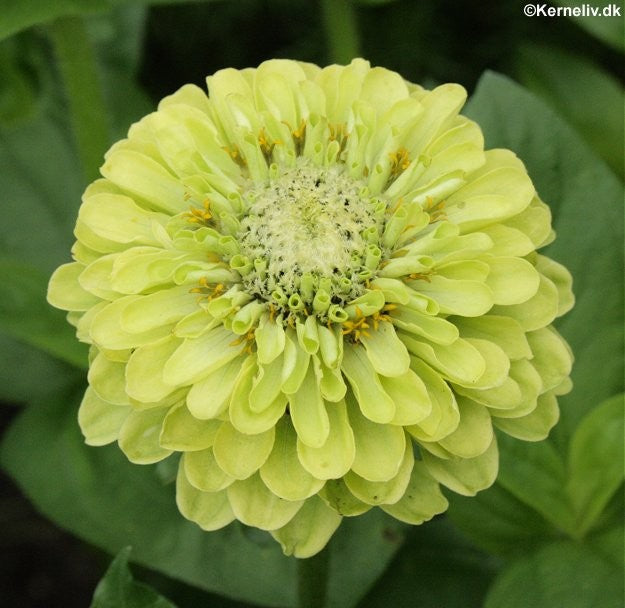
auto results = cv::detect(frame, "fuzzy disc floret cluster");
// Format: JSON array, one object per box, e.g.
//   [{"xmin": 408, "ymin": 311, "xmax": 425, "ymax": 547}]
[{"xmin": 48, "ymin": 58, "xmax": 574, "ymax": 558}]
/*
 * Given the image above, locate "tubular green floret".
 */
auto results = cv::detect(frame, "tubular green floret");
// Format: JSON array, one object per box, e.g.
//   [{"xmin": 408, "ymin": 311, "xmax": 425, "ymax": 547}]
[{"xmin": 47, "ymin": 58, "xmax": 574, "ymax": 559}]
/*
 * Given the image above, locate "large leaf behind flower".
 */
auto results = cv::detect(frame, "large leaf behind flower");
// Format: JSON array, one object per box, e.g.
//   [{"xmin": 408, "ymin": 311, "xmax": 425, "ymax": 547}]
[
  {"xmin": 464, "ymin": 71, "xmax": 624, "ymax": 443},
  {"xmin": 1, "ymin": 387, "xmax": 405, "ymax": 608},
  {"xmin": 444, "ymin": 72, "xmax": 624, "ymax": 607}
]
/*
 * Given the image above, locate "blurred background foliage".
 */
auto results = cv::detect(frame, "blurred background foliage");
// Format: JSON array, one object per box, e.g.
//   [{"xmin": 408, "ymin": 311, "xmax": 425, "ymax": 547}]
[{"xmin": 0, "ymin": 1, "xmax": 622, "ymax": 607}]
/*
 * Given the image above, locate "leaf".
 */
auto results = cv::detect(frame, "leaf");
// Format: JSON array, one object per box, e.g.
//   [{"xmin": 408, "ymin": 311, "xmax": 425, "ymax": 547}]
[
  {"xmin": 494, "ymin": 432, "xmax": 577, "ymax": 535},
  {"xmin": 91, "ymin": 547, "xmax": 177, "ymax": 608},
  {"xmin": 0, "ymin": 104, "xmax": 82, "ymax": 273},
  {"xmin": 566, "ymin": 393, "xmax": 624, "ymax": 535},
  {"xmin": 446, "ymin": 483, "xmax": 556, "ymax": 557},
  {"xmin": 0, "ymin": 0, "xmax": 203, "ymax": 41},
  {"xmin": 0, "ymin": 333, "xmax": 82, "ymax": 404},
  {"xmin": 0, "ymin": 260, "xmax": 88, "ymax": 368},
  {"xmin": 517, "ymin": 44, "xmax": 624, "ymax": 178},
  {"xmin": 551, "ymin": 0, "xmax": 625, "ymax": 51},
  {"xmin": 484, "ymin": 536, "xmax": 624, "ymax": 608},
  {"xmin": 0, "ymin": 388, "xmax": 405, "ymax": 608},
  {"xmin": 465, "ymin": 71, "xmax": 624, "ymax": 443},
  {"xmin": 356, "ymin": 517, "xmax": 498, "ymax": 608}
]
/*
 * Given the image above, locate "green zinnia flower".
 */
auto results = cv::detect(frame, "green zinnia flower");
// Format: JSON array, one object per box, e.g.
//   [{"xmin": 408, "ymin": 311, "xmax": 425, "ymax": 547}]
[{"xmin": 48, "ymin": 58, "xmax": 574, "ymax": 558}]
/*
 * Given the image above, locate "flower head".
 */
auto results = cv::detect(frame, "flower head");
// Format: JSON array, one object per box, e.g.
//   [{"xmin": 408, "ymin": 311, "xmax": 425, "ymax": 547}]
[{"xmin": 48, "ymin": 59, "xmax": 574, "ymax": 558}]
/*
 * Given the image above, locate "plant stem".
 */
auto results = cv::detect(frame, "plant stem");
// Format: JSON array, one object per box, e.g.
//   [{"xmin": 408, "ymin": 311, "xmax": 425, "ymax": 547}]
[
  {"xmin": 49, "ymin": 15, "xmax": 110, "ymax": 184},
  {"xmin": 321, "ymin": 0, "xmax": 361, "ymax": 64},
  {"xmin": 297, "ymin": 547, "xmax": 330, "ymax": 608}
]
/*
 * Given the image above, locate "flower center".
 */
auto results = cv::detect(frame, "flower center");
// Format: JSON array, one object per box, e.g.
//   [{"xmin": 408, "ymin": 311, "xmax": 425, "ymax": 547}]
[{"xmin": 236, "ymin": 162, "xmax": 383, "ymax": 318}]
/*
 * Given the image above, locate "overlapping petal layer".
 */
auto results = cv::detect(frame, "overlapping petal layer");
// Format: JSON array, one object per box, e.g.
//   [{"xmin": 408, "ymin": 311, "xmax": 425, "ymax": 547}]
[{"xmin": 48, "ymin": 58, "xmax": 573, "ymax": 558}]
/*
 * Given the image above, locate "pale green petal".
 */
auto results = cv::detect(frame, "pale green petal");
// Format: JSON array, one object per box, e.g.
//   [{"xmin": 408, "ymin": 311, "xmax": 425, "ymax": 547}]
[
  {"xmin": 120, "ymin": 285, "xmax": 199, "ymax": 334},
  {"xmin": 503, "ymin": 195, "xmax": 552, "ymax": 248},
  {"xmin": 227, "ymin": 473, "xmax": 304, "ymax": 531},
  {"xmin": 437, "ymin": 397, "xmax": 493, "ymax": 458},
  {"xmin": 297, "ymin": 400, "xmax": 355, "ymax": 480},
  {"xmin": 318, "ymin": 358, "xmax": 347, "ymax": 403},
  {"xmin": 360, "ymin": 321, "xmax": 410, "ymax": 377},
  {"xmin": 406, "ymin": 358, "xmax": 460, "ymax": 442},
  {"xmin": 47, "ymin": 262, "xmax": 100, "ymax": 311},
  {"xmin": 479, "ymin": 223, "xmax": 535, "ymax": 257},
  {"xmin": 255, "ymin": 314, "xmax": 286, "ymax": 364},
  {"xmin": 125, "ymin": 335, "xmax": 183, "ymax": 403},
  {"xmin": 344, "ymin": 440, "xmax": 414, "ymax": 505},
  {"xmin": 453, "ymin": 315, "xmax": 532, "ymax": 360},
  {"xmin": 535, "ymin": 254, "xmax": 574, "ymax": 316},
  {"xmin": 118, "ymin": 407, "xmax": 173, "ymax": 464},
  {"xmin": 414, "ymin": 275, "xmax": 493, "ymax": 317},
  {"xmin": 88, "ymin": 351, "xmax": 129, "ymax": 405},
  {"xmin": 281, "ymin": 330, "xmax": 310, "ymax": 394},
  {"xmin": 213, "ymin": 421, "xmax": 275, "ymax": 480},
  {"xmin": 78, "ymin": 387, "xmax": 130, "ymax": 446},
  {"xmin": 369, "ymin": 278, "xmax": 411, "ymax": 305},
  {"xmin": 360, "ymin": 66, "xmax": 409, "ymax": 113},
  {"xmin": 422, "ymin": 436, "xmax": 499, "ymax": 496},
  {"xmin": 347, "ymin": 392, "xmax": 405, "ymax": 482},
  {"xmin": 270, "ymin": 495, "xmax": 342, "ymax": 558},
  {"xmin": 260, "ymin": 417, "xmax": 324, "ymax": 501},
  {"xmin": 402, "ymin": 84, "xmax": 467, "ymax": 157},
  {"xmin": 341, "ymin": 344, "xmax": 395, "ymax": 423},
  {"xmin": 160, "ymin": 402, "xmax": 221, "ymax": 451},
  {"xmin": 489, "ymin": 359, "xmax": 543, "ymax": 419},
  {"xmin": 249, "ymin": 354, "xmax": 284, "ymax": 413},
  {"xmin": 101, "ymin": 149, "xmax": 186, "ymax": 214},
  {"xmin": 230, "ymin": 357, "xmax": 287, "ymax": 434},
  {"xmin": 455, "ymin": 375, "xmax": 522, "ymax": 411},
  {"xmin": 78, "ymin": 254, "xmax": 121, "ymax": 300},
  {"xmin": 445, "ymin": 150, "xmax": 534, "ymax": 231},
  {"xmin": 296, "ymin": 316, "xmax": 320, "ymax": 356},
  {"xmin": 484, "ymin": 256, "xmax": 540, "ymax": 305},
  {"xmin": 186, "ymin": 357, "xmax": 242, "ymax": 419},
  {"xmin": 380, "ymin": 369, "xmax": 432, "ymax": 426},
  {"xmin": 317, "ymin": 324, "xmax": 342, "ymax": 370},
  {"xmin": 319, "ymin": 479, "xmax": 371, "ymax": 517},
  {"xmin": 174, "ymin": 309, "xmax": 219, "ymax": 339},
  {"xmin": 183, "ymin": 448, "xmax": 234, "ymax": 492},
  {"xmin": 391, "ymin": 308, "xmax": 459, "ymax": 345},
  {"xmin": 163, "ymin": 327, "xmax": 243, "ymax": 386},
  {"xmin": 78, "ymin": 192, "xmax": 169, "ymax": 246},
  {"xmin": 176, "ymin": 463, "xmax": 235, "ymax": 531},
  {"xmin": 289, "ymin": 359, "xmax": 329, "ymax": 448},
  {"xmin": 380, "ymin": 461, "xmax": 448, "ymax": 524},
  {"xmin": 401, "ymin": 335, "xmax": 486, "ymax": 386},
  {"xmin": 493, "ymin": 392, "xmax": 560, "ymax": 441},
  {"xmin": 528, "ymin": 327, "xmax": 573, "ymax": 392},
  {"xmin": 459, "ymin": 338, "xmax": 510, "ymax": 389},
  {"xmin": 491, "ymin": 274, "xmax": 559, "ymax": 331},
  {"xmin": 90, "ymin": 296, "xmax": 173, "ymax": 350}
]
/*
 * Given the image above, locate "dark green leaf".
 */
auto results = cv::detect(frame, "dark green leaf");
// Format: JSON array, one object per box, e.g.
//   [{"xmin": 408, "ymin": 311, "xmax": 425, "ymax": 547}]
[
  {"xmin": 494, "ymin": 433, "xmax": 576, "ymax": 536},
  {"xmin": 465, "ymin": 72, "xmax": 624, "ymax": 443},
  {"xmin": 1, "ymin": 390, "xmax": 405, "ymax": 608},
  {"xmin": 567, "ymin": 393, "xmax": 624, "ymax": 535},
  {"xmin": 0, "ymin": 260, "xmax": 87, "ymax": 368},
  {"xmin": 0, "ymin": 0, "xmax": 211, "ymax": 41},
  {"xmin": 357, "ymin": 517, "xmax": 499, "ymax": 608},
  {"xmin": 0, "ymin": 333, "xmax": 82, "ymax": 404},
  {"xmin": 517, "ymin": 44, "xmax": 624, "ymax": 178},
  {"xmin": 91, "ymin": 547, "xmax": 177, "ymax": 608},
  {"xmin": 446, "ymin": 483, "xmax": 556, "ymax": 557},
  {"xmin": 551, "ymin": 0, "xmax": 625, "ymax": 51},
  {"xmin": 0, "ymin": 104, "xmax": 81, "ymax": 273},
  {"xmin": 484, "ymin": 538, "xmax": 624, "ymax": 608}
]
